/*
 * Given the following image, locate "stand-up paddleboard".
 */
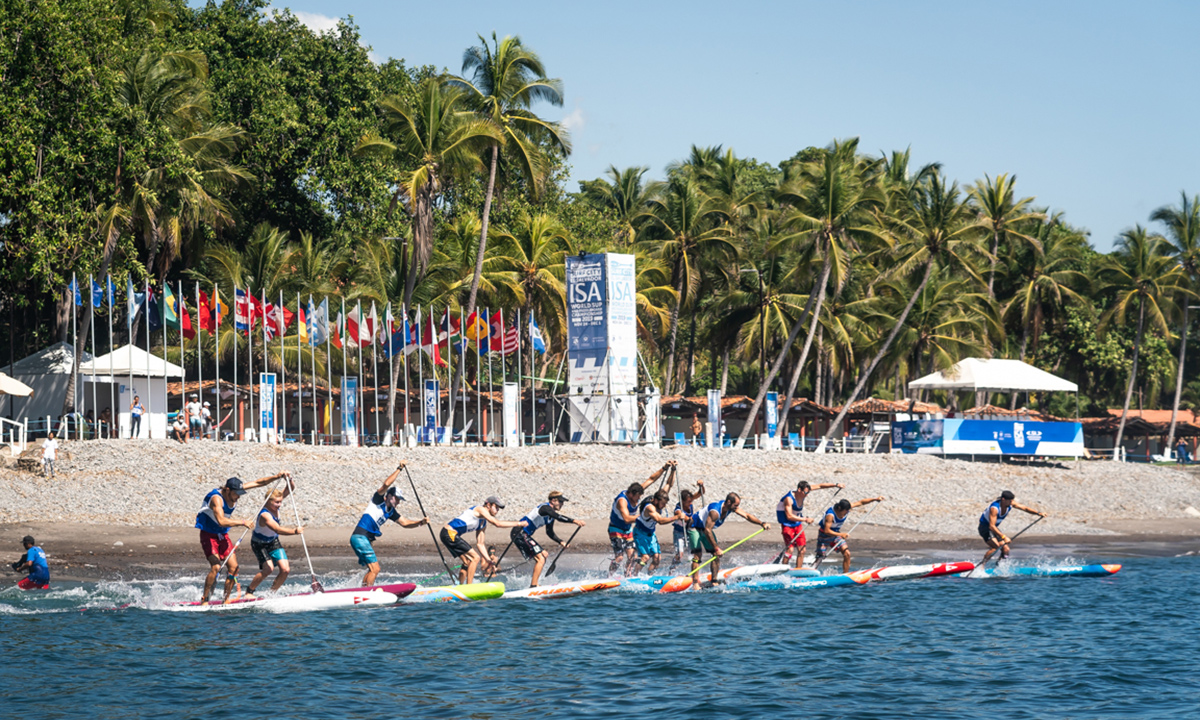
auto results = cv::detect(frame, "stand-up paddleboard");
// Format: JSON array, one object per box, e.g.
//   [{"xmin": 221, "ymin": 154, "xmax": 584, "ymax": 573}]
[
  {"xmin": 658, "ymin": 564, "xmax": 791, "ymax": 593},
  {"xmin": 162, "ymin": 582, "xmax": 416, "ymax": 612},
  {"xmin": 504, "ymin": 579, "xmax": 620, "ymax": 599},
  {"xmin": 401, "ymin": 581, "xmax": 505, "ymax": 604},
  {"xmin": 728, "ymin": 573, "xmax": 863, "ymax": 591},
  {"xmin": 848, "ymin": 561, "xmax": 976, "ymax": 584},
  {"xmin": 621, "ymin": 576, "xmax": 675, "ymax": 591},
  {"xmin": 786, "ymin": 567, "xmax": 821, "ymax": 578},
  {"xmin": 973, "ymin": 563, "xmax": 1121, "ymax": 578}
]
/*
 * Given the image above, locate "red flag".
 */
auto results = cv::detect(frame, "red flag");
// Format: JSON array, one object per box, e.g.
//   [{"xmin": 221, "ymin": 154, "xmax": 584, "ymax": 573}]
[
  {"xmin": 331, "ymin": 312, "xmax": 344, "ymax": 349},
  {"xmin": 180, "ymin": 297, "xmax": 195, "ymax": 340},
  {"xmin": 198, "ymin": 290, "xmax": 213, "ymax": 332},
  {"xmin": 489, "ymin": 310, "xmax": 520, "ymax": 355},
  {"xmin": 421, "ymin": 311, "xmax": 446, "ymax": 367}
]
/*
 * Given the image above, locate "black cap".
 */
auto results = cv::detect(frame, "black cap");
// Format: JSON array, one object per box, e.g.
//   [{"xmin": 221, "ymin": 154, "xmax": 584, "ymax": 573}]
[
  {"xmin": 548, "ymin": 491, "xmax": 568, "ymax": 502},
  {"xmin": 21, "ymin": 535, "xmax": 34, "ymax": 546},
  {"xmin": 225, "ymin": 477, "xmax": 247, "ymax": 496},
  {"xmin": 1000, "ymin": 490, "xmax": 1015, "ymax": 501}
]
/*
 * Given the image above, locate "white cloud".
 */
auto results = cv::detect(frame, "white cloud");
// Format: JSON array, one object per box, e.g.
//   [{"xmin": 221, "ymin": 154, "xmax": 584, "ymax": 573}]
[
  {"xmin": 292, "ymin": 10, "xmax": 340, "ymax": 34},
  {"xmin": 561, "ymin": 106, "xmax": 586, "ymax": 134}
]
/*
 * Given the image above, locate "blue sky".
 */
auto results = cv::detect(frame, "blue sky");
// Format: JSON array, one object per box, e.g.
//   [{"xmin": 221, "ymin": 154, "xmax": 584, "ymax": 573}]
[{"xmin": 243, "ymin": 0, "xmax": 1198, "ymax": 251}]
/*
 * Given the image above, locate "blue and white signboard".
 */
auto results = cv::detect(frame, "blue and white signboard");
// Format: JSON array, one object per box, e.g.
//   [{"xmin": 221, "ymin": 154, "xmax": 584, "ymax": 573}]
[
  {"xmin": 893, "ymin": 419, "xmax": 1084, "ymax": 457},
  {"xmin": 259, "ymin": 373, "xmax": 277, "ymax": 443},
  {"xmin": 565, "ymin": 253, "xmax": 638, "ymax": 442},
  {"xmin": 423, "ymin": 379, "xmax": 439, "ymax": 443},
  {"xmin": 765, "ymin": 391, "xmax": 778, "ymax": 439},
  {"xmin": 341, "ymin": 375, "xmax": 358, "ymax": 447},
  {"xmin": 707, "ymin": 389, "xmax": 722, "ymax": 448}
]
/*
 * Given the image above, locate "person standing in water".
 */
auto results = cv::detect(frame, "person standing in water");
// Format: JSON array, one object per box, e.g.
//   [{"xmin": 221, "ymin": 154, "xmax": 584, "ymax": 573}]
[
  {"xmin": 244, "ymin": 483, "xmax": 305, "ymax": 598},
  {"xmin": 671, "ymin": 481, "xmax": 704, "ymax": 570},
  {"xmin": 814, "ymin": 496, "xmax": 884, "ymax": 573},
  {"xmin": 440, "ymin": 497, "xmax": 523, "ymax": 584},
  {"xmin": 979, "ymin": 490, "xmax": 1046, "ymax": 563},
  {"xmin": 350, "ymin": 465, "xmax": 429, "ymax": 587},
  {"xmin": 195, "ymin": 472, "xmax": 289, "ymax": 605},
  {"xmin": 689, "ymin": 492, "xmax": 770, "ymax": 585},
  {"xmin": 512, "ymin": 491, "xmax": 586, "ymax": 587},
  {"xmin": 608, "ymin": 461, "xmax": 676, "ymax": 575},
  {"xmin": 776, "ymin": 481, "xmax": 844, "ymax": 568},
  {"xmin": 632, "ymin": 490, "xmax": 683, "ymax": 575}
]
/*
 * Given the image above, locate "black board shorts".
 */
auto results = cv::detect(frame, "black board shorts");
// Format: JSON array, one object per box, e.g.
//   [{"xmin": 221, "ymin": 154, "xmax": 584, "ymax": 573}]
[
  {"xmin": 511, "ymin": 526, "xmax": 544, "ymax": 560},
  {"xmin": 979, "ymin": 523, "xmax": 1000, "ymax": 542},
  {"xmin": 440, "ymin": 527, "xmax": 474, "ymax": 558},
  {"xmin": 251, "ymin": 536, "xmax": 284, "ymax": 567}
]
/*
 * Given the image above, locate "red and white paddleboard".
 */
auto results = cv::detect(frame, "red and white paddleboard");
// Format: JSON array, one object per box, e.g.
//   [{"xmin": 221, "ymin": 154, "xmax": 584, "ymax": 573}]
[
  {"xmin": 161, "ymin": 582, "xmax": 416, "ymax": 612},
  {"xmin": 658, "ymin": 564, "xmax": 791, "ymax": 593},
  {"xmin": 848, "ymin": 561, "xmax": 975, "ymax": 584},
  {"xmin": 504, "ymin": 579, "xmax": 620, "ymax": 600}
]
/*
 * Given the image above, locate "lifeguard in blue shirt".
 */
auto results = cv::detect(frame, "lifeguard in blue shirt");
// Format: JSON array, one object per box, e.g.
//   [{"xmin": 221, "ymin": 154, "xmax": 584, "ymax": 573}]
[{"xmin": 13, "ymin": 535, "xmax": 50, "ymax": 590}]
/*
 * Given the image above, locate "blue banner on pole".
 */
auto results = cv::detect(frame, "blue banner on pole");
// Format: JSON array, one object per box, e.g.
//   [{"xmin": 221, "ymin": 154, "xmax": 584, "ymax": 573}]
[
  {"xmin": 342, "ymin": 375, "xmax": 358, "ymax": 446},
  {"xmin": 765, "ymin": 391, "xmax": 778, "ymax": 439},
  {"xmin": 259, "ymin": 373, "xmax": 276, "ymax": 442},
  {"xmin": 424, "ymin": 379, "xmax": 439, "ymax": 432}
]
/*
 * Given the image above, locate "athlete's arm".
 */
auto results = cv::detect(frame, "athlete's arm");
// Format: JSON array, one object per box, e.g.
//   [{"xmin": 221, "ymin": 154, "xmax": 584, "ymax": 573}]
[
  {"xmin": 649, "ymin": 507, "xmax": 680, "ymax": 525},
  {"xmin": 478, "ymin": 507, "xmax": 523, "ymax": 529},
  {"xmin": 246, "ymin": 471, "xmax": 289, "ymax": 491},
  {"xmin": 212, "ymin": 495, "xmax": 253, "ymax": 529},
  {"xmin": 617, "ymin": 497, "xmax": 639, "ymax": 524},
  {"xmin": 784, "ymin": 500, "xmax": 809, "ymax": 525},
  {"xmin": 641, "ymin": 462, "xmax": 672, "ymax": 491},
  {"xmin": 260, "ymin": 511, "xmax": 302, "ymax": 536},
  {"xmin": 988, "ymin": 507, "xmax": 1008, "ymax": 542},
  {"xmin": 736, "ymin": 508, "xmax": 770, "ymax": 530},
  {"xmin": 850, "ymin": 496, "xmax": 883, "ymax": 509},
  {"xmin": 395, "ymin": 516, "xmax": 429, "ymax": 529},
  {"xmin": 820, "ymin": 514, "xmax": 846, "ymax": 539},
  {"xmin": 817, "ymin": 483, "xmax": 845, "ymax": 491},
  {"xmin": 704, "ymin": 512, "xmax": 722, "ymax": 555},
  {"xmin": 1014, "ymin": 502, "xmax": 1046, "ymax": 517}
]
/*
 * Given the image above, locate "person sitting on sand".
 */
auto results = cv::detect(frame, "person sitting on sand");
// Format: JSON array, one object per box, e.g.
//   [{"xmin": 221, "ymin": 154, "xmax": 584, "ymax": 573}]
[
  {"xmin": 815, "ymin": 496, "xmax": 885, "ymax": 573},
  {"xmin": 196, "ymin": 472, "xmax": 290, "ymax": 605},
  {"xmin": 671, "ymin": 481, "xmax": 704, "ymax": 570},
  {"xmin": 440, "ymin": 497, "xmax": 523, "ymax": 585},
  {"xmin": 513, "ymin": 490, "xmax": 586, "ymax": 588},
  {"xmin": 609, "ymin": 461, "xmax": 676, "ymax": 575},
  {"xmin": 245, "ymin": 483, "xmax": 305, "ymax": 598},
  {"xmin": 12, "ymin": 536, "xmax": 50, "ymax": 590},
  {"xmin": 689, "ymin": 493, "xmax": 770, "ymax": 586},
  {"xmin": 979, "ymin": 490, "xmax": 1047, "ymax": 564},
  {"xmin": 633, "ymin": 490, "xmax": 683, "ymax": 576},
  {"xmin": 776, "ymin": 481, "xmax": 844, "ymax": 568},
  {"xmin": 171, "ymin": 415, "xmax": 189, "ymax": 444},
  {"xmin": 351, "ymin": 464, "xmax": 429, "ymax": 587}
]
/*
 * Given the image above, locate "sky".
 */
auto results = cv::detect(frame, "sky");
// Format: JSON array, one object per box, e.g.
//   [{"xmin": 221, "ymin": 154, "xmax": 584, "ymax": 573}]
[{"xmin": 235, "ymin": 0, "xmax": 1198, "ymax": 252}]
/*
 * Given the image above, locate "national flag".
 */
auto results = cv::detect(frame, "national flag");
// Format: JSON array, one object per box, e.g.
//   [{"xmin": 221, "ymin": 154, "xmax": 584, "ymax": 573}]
[
  {"xmin": 264, "ymin": 303, "xmax": 294, "ymax": 341},
  {"xmin": 368, "ymin": 303, "xmax": 380, "ymax": 344},
  {"xmin": 465, "ymin": 312, "xmax": 489, "ymax": 345},
  {"xmin": 261, "ymin": 300, "xmax": 277, "ymax": 339},
  {"xmin": 438, "ymin": 309, "xmax": 463, "ymax": 350},
  {"xmin": 331, "ymin": 312, "xmax": 344, "ymax": 350},
  {"xmin": 489, "ymin": 310, "xmax": 519, "ymax": 355},
  {"xmin": 163, "ymin": 285, "xmax": 180, "ymax": 329},
  {"xmin": 234, "ymin": 289, "xmax": 251, "ymax": 331},
  {"xmin": 420, "ymin": 310, "xmax": 446, "ymax": 366},
  {"xmin": 212, "ymin": 289, "xmax": 228, "ymax": 327},
  {"xmin": 198, "ymin": 290, "xmax": 213, "ymax": 332},
  {"xmin": 68, "ymin": 276, "xmax": 82, "ymax": 306},
  {"xmin": 90, "ymin": 277, "xmax": 103, "ymax": 309},
  {"xmin": 148, "ymin": 287, "xmax": 162, "ymax": 332},
  {"xmin": 307, "ymin": 297, "xmax": 329, "ymax": 346},
  {"xmin": 529, "ymin": 313, "xmax": 547, "ymax": 354},
  {"xmin": 126, "ymin": 277, "xmax": 144, "ymax": 329},
  {"xmin": 107, "ymin": 275, "xmax": 116, "ymax": 309},
  {"xmin": 347, "ymin": 302, "xmax": 373, "ymax": 348},
  {"xmin": 298, "ymin": 305, "xmax": 308, "ymax": 344}
]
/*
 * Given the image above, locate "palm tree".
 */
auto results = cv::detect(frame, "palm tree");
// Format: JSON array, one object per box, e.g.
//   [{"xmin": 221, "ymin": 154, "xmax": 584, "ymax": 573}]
[
  {"xmin": 1097, "ymin": 226, "xmax": 1184, "ymax": 455},
  {"xmin": 637, "ymin": 177, "xmax": 735, "ymax": 394},
  {"xmin": 822, "ymin": 168, "xmax": 987, "ymax": 445},
  {"xmin": 580, "ymin": 165, "xmax": 651, "ymax": 246},
  {"xmin": 486, "ymin": 212, "xmax": 573, "ymax": 348},
  {"xmin": 1001, "ymin": 215, "xmax": 1089, "ymax": 361},
  {"xmin": 969, "ymin": 174, "xmax": 1042, "ymax": 298},
  {"xmin": 735, "ymin": 138, "xmax": 886, "ymax": 446},
  {"xmin": 355, "ymin": 77, "xmax": 500, "ymax": 307},
  {"xmin": 1151, "ymin": 192, "xmax": 1200, "ymax": 454},
  {"xmin": 631, "ymin": 252, "xmax": 678, "ymax": 350}
]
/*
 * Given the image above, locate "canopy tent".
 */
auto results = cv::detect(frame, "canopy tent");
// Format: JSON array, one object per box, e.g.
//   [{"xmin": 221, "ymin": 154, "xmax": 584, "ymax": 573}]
[
  {"xmin": 908, "ymin": 358, "xmax": 1077, "ymax": 393},
  {"xmin": 0, "ymin": 373, "xmax": 34, "ymax": 397},
  {"xmin": 4, "ymin": 341, "xmax": 93, "ymax": 423},
  {"xmin": 79, "ymin": 344, "xmax": 184, "ymax": 377},
  {"xmin": 77, "ymin": 344, "xmax": 183, "ymax": 439}
]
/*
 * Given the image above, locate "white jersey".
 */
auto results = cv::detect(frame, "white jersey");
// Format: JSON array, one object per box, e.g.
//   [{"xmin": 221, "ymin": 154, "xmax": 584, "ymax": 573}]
[{"xmin": 448, "ymin": 506, "xmax": 487, "ymax": 533}]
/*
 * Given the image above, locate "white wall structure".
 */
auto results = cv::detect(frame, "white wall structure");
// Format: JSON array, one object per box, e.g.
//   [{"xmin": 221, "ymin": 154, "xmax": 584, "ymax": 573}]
[
  {"xmin": 565, "ymin": 253, "xmax": 638, "ymax": 443},
  {"xmin": 80, "ymin": 345, "xmax": 183, "ymax": 439},
  {"xmin": 5, "ymin": 342, "xmax": 93, "ymax": 425}
]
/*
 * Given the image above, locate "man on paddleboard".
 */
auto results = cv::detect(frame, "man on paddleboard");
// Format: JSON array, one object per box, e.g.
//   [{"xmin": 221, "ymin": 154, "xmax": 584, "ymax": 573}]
[
  {"xmin": 980, "ymin": 490, "xmax": 1046, "ymax": 564},
  {"xmin": 196, "ymin": 472, "xmax": 289, "ymax": 605},
  {"xmin": 670, "ymin": 481, "xmax": 704, "ymax": 570},
  {"xmin": 441, "ymin": 497, "xmax": 524, "ymax": 584},
  {"xmin": 609, "ymin": 461, "xmax": 676, "ymax": 575},
  {"xmin": 244, "ymin": 483, "xmax": 305, "ymax": 598},
  {"xmin": 514, "ymin": 490, "xmax": 586, "ymax": 587},
  {"xmin": 633, "ymin": 490, "xmax": 684, "ymax": 575},
  {"xmin": 776, "ymin": 481, "xmax": 844, "ymax": 568},
  {"xmin": 352, "ymin": 465, "xmax": 430, "ymax": 587},
  {"xmin": 12, "ymin": 536, "xmax": 50, "ymax": 590},
  {"xmin": 815, "ymin": 496, "xmax": 884, "ymax": 573},
  {"xmin": 689, "ymin": 493, "xmax": 770, "ymax": 585}
]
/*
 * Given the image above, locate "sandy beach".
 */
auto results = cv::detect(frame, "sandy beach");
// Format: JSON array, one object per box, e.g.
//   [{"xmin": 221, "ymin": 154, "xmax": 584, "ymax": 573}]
[{"xmin": 3, "ymin": 440, "xmax": 1199, "ymax": 581}]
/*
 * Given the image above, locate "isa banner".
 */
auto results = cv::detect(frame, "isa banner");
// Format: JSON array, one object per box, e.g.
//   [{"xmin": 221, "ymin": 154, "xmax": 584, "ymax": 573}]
[
  {"xmin": 423, "ymin": 379, "xmax": 439, "ymax": 431},
  {"xmin": 342, "ymin": 375, "xmax": 358, "ymax": 447},
  {"xmin": 259, "ymin": 372, "xmax": 276, "ymax": 443},
  {"xmin": 765, "ymin": 391, "xmax": 778, "ymax": 438}
]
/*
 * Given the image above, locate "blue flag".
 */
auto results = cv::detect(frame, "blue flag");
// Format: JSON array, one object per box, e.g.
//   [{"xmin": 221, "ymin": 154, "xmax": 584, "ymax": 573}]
[
  {"xmin": 68, "ymin": 276, "xmax": 82, "ymax": 306},
  {"xmin": 529, "ymin": 313, "xmax": 547, "ymax": 354},
  {"xmin": 91, "ymin": 276, "xmax": 103, "ymax": 308},
  {"xmin": 126, "ymin": 277, "xmax": 145, "ymax": 329},
  {"xmin": 107, "ymin": 275, "xmax": 116, "ymax": 308}
]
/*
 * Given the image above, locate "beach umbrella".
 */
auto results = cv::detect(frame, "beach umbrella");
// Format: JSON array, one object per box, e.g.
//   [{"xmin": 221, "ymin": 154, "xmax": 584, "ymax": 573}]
[{"xmin": 0, "ymin": 372, "xmax": 33, "ymax": 397}]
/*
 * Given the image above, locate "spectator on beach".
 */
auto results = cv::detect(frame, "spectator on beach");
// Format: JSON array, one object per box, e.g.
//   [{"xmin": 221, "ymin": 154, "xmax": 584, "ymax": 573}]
[
  {"xmin": 1176, "ymin": 439, "xmax": 1190, "ymax": 464},
  {"xmin": 41, "ymin": 432, "xmax": 58, "ymax": 478},
  {"xmin": 202, "ymin": 402, "xmax": 213, "ymax": 439},
  {"xmin": 129, "ymin": 395, "xmax": 144, "ymax": 439},
  {"xmin": 12, "ymin": 536, "xmax": 50, "ymax": 590},
  {"xmin": 171, "ymin": 415, "xmax": 189, "ymax": 444},
  {"xmin": 186, "ymin": 394, "xmax": 203, "ymax": 439},
  {"xmin": 690, "ymin": 413, "xmax": 703, "ymax": 443},
  {"xmin": 99, "ymin": 407, "xmax": 113, "ymax": 439},
  {"xmin": 84, "ymin": 410, "xmax": 95, "ymax": 439}
]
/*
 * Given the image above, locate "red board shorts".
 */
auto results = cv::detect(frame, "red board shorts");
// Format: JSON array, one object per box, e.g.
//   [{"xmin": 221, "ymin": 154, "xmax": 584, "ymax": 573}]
[
  {"xmin": 18, "ymin": 577, "xmax": 50, "ymax": 590},
  {"xmin": 781, "ymin": 524, "xmax": 807, "ymax": 548},
  {"xmin": 200, "ymin": 530, "xmax": 234, "ymax": 562}
]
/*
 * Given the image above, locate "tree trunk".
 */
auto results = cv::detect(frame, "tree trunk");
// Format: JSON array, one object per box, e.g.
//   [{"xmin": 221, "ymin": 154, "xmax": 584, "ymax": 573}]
[
  {"xmin": 987, "ymin": 229, "xmax": 1000, "ymax": 299},
  {"xmin": 815, "ymin": 325, "xmax": 824, "ymax": 406},
  {"xmin": 735, "ymin": 250, "xmax": 832, "ymax": 446},
  {"xmin": 684, "ymin": 316, "xmax": 697, "ymax": 395},
  {"xmin": 663, "ymin": 260, "xmax": 686, "ymax": 395},
  {"xmin": 719, "ymin": 346, "xmax": 729, "ymax": 394},
  {"xmin": 1112, "ymin": 298, "xmax": 1146, "ymax": 456},
  {"xmin": 1166, "ymin": 301, "xmax": 1189, "ymax": 456},
  {"xmin": 778, "ymin": 260, "xmax": 831, "ymax": 430},
  {"xmin": 823, "ymin": 260, "xmax": 935, "ymax": 443}
]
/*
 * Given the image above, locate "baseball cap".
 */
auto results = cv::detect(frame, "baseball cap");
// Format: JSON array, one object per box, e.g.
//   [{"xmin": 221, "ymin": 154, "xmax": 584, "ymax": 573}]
[
  {"xmin": 224, "ymin": 477, "xmax": 247, "ymax": 495},
  {"xmin": 203, "ymin": 401, "xmax": 210, "ymax": 407},
  {"xmin": 486, "ymin": 495, "xmax": 505, "ymax": 509},
  {"xmin": 386, "ymin": 486, "xmax": 406, "ymax": 501},
  {"xmin": 548, "ymin": 491, "xmax": 569, "ymax": 502}
]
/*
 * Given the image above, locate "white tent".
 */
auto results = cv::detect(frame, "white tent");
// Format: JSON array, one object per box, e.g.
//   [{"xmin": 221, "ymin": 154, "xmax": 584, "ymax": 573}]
[
  {"xmin": 908, "ymin": 358, "xmax": 1078, "ymax": 393},
  {"xmin": 79, "ymin": 344, "xmax": 183, "ymax": 439},
  {"xmin": 4, "ymin": 341, "xmax": 93, "ymax": 424}
]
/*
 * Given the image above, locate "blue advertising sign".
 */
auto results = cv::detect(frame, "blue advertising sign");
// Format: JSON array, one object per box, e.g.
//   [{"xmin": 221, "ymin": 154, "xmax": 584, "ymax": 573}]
[
  {"xmin": 341, "ymin": 376, "xmax": 358, "ymax": 446},
  {"xmin": 891, "ymin": 420, "xmax": 945, "ymax": 454},
  {"xmin": 765, "ymin": 391, "xmax": 778, "ymax": 438},
  {"xmin": 893, "ymin": 419, "xmax": 1083, "ymax": 457},
  {"xmin": 565, "ymin": 254, "xmax": 607, "ymax": 353},
  {"xmin": 259, "ymin": 372, "xmax": 276, "ymax": 441},
  {"xmin": 424, "ymin": 379, "xmax": 439, "ymax": 430}
]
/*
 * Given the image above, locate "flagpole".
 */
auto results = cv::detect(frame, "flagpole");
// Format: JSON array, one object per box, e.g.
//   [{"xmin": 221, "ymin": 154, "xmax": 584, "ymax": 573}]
[
  {"xmin": 355, "ymin": 302, "xmax": 364, "ymax": 446},
  {"xmin": 528, "ymin": 310, "xmax": 535, "ymax": 445},
  {"xmin": 324, "ymin": 297, "xmax": 331, "ymax": 444},
  {"xmin": 89, "ymin": 276, "xmax": 98, "ymax": 438},
  {"xmin": 215, "ymin": 284, "xmax": 222, "ymax": 442},
  {"xmin": 459, "ymin": 305, "xmax": 467, "ymax": 445},
  {"xmin": 233, "ymin": 286, "xmax": 239, "ymax": 441},
  {"xmin": 106, "ymin": 275, "xmax": 114, "ymax": 438},
  {"xmin": 143, "ymin": 280, "xmax": 151, "ymax": 439},
  {"xmin": 486, "ymin": 307, "xmax": 494, "ymax": 446},
  {"xmin": 296, "ymin": 292, "xmax": 302, "ymax": 443},
  {"xmin": 125, "ymin": 278, "xmax": 133, "ymax": 438},
  {"xmin": 402, "ymin": 303, "xmax": 409, "ymax": 438},
  {"xmin": 307, "ymin": 295, "xmax": 315, "ymax": 444},
  {"xmin": 499, "ymin": 307, "xmax": 507, "ymax": 445},
  {"xmin": 162, "ymin": 283, "xmax": 170, "ymax": 443},
  {"xmin": 195, "ymin": 282, "xmax": 202, "ymax": 439},
  {"xmin": 177, "ymin": 282, "xmax": 184, "ymax": 433},
  {"xmin": 372, "ymin": 303, "xmax": 380, "ymax": 446},
  {"xmin": 417, "ymin": 305, "xmax": 424, "ymax": 444}
]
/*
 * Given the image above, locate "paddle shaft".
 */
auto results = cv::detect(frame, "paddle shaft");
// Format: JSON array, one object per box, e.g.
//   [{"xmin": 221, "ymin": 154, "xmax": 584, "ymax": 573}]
[
  {"xmin": 772, "ymin": 486, "xmax": 843, "ymax": 564},
  {"xmin": 403, "ymin": 465, "xmax": 459, "ymax": 585},
  {"xmin": 544, "ymin": 525, "xmax": 583, "ymax": 578},
  {"xmin": 813, "ymin": 499, "xmax": 882, "ymax": 569},
  {"xmin": 982, "ymin": 514, "xmax": 1045, "ymax": 567},
  {"xmin": 689, "ymin": 526, "xmax": 766, "ymax": 577},
  {"xmin": 215, "ymin": 478, "xmax": 283, "ymax": 576},
  {"xmin": 286, "ymin": 478, "xmax": 323, "ymax": 592},
  {"xmin": 485, "ymin": 540, "xmax": 514, "ymax": 580}
]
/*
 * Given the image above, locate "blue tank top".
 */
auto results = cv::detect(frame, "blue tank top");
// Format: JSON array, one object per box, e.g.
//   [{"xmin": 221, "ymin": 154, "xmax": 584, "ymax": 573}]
[
  {"xmin": 25, "ymin": 546, "xmax": 49, "ymax": 582},
  {"xmin": 690, "ymin": 501, "xmax": 726, "ymax": 530},
  {"xmin": 252, "ymin": 509, "xmax": 282, "ymax": 542},
  {"xmin": 817, "ymin": 507, "xmax": 846, "ymax": 538},
  {"xmin": 609, "ymin": 492, "xmax": 636, "ymax": 533},
  {"xmin": 195, "ymin": 489, "xmax": 235, "ymax": 535},
  {"xmin": 776, "ymin": 491, "xmax": 804, "ymax": 527},
  {"xmin": 979, "ymin": 501, "xmax": 1011, "ymax": 527},
  {"xmin": 521, "ymin": 503, "xmax": 553, "ymax": 536},
  {"xmin": 356, "ymin": 493, "xmax": 400, "ymax": 538}
]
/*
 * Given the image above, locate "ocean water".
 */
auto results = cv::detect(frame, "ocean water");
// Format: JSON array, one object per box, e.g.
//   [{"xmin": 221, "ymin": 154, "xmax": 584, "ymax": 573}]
[{"xmin": 1, "ymin": 555, "xmax": 1197, "ymax": 720}]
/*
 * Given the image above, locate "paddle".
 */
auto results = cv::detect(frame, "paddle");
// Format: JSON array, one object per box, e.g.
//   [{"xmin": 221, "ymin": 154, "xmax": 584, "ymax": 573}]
[
  {"xmin": 401, "ymin": 463, "xmax": 460, "ymax": 585},
  {"xmin": 771, "ymin": 485, "xmax": 844, "ymax": 565},
  {"xmin": 543, "ymin": 525, "xmax": 583, "ymax": 579},
  {"xmin": 212, "ymin": 478, "xmax": 283, "ymax": 597},
  {"xmin": 813, "ymin": 499, "xmax": 883, "ymax": 571},
  {"xmin": 485, "ymin": 540, "xmax": 514, "ymax": 580},
  {"xmin": 285, "ymin": 476, "xmax": 324, "ymax": 592},
  {"xmin": 688, "ymin": 526, "xmax": 766, "ymax": 579},
  {"xmin": 977, "ymin": 514, "xmax": 1046, "ymax": 572}
]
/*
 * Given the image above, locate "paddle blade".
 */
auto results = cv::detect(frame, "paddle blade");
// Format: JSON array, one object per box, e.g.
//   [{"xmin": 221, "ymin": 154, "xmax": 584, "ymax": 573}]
[{"xmin": 311, "ymin": 579, "xmax": 325, "ymax": 593}]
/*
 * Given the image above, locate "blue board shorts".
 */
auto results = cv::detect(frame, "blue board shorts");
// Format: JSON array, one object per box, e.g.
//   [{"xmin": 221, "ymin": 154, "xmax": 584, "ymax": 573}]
[
  {"xmin": 633, "ymin": 529, "xmax": 660, "ymax": 557},
  {"xmin": 350, "ymin": 533, "xmax": 378, "ymax": 566},
  {"xmin": 251, "ymin": 537, "xmax": 288, "ymax": 568}
]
